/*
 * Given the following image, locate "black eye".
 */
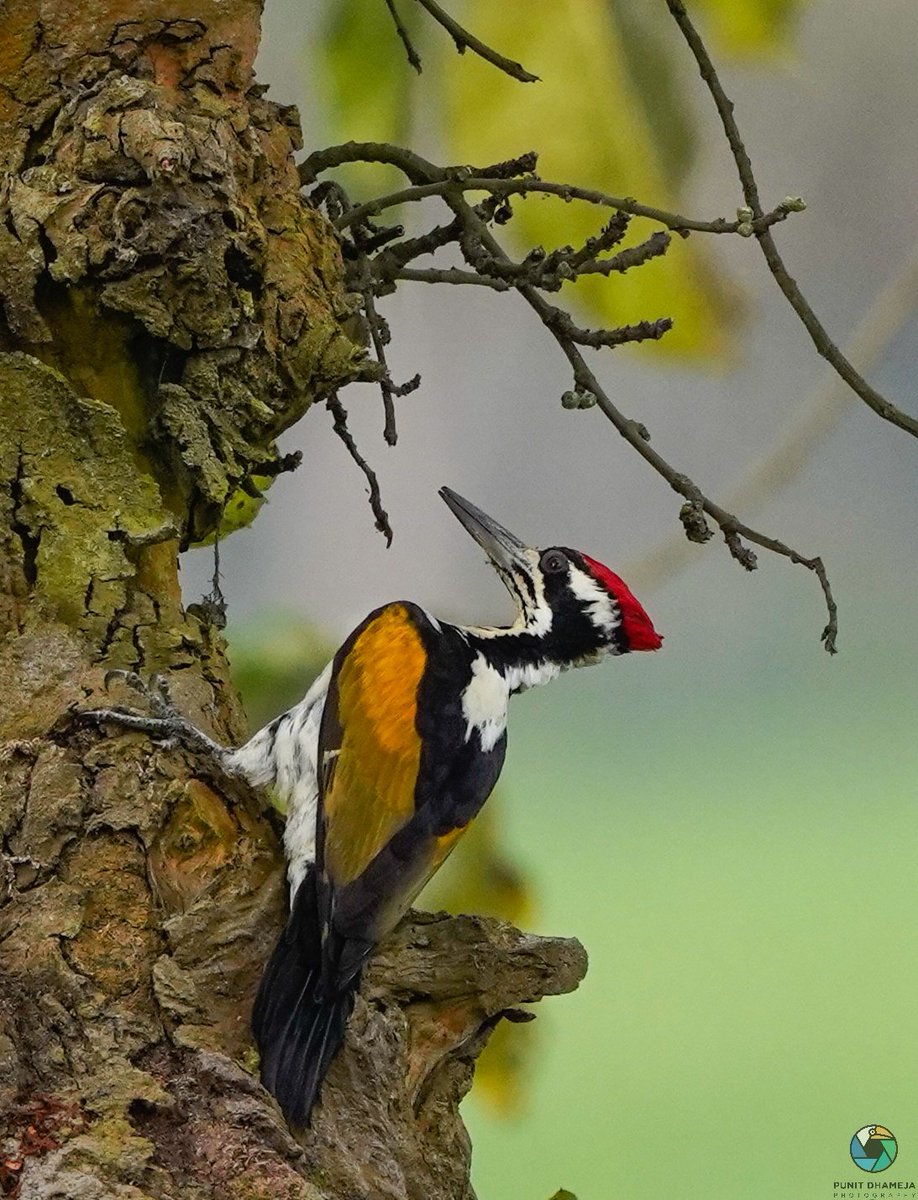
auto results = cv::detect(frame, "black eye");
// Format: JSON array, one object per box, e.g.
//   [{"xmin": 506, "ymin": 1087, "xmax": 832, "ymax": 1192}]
[{"xmin": 540, "ymin": 549, "xmax": 568, "ymax": 574}]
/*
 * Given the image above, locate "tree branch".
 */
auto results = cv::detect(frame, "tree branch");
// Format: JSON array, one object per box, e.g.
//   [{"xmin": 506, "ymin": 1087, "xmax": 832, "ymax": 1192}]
[
  {"xmin": 384, "ymin": 0, "xmax": 423, "ymax": 73},
  {"xmin": 326, "ymin": 393, "xmax": 394, "ymax": 545},
  {"xmin": 395, "ymin": 266, "xmax": 513, "ymax": 290},
  {"xmin": 665, "ymin": 0, "xmax": 918, "ymax": 439},
  {"xmin": 410, "ymin": 0, "xmax": 539, "ymax": 82},
  {"xmin": 307, "ymin": 153, "xmax": 799, "ymax": 238},
  {"xmin": 443, "ymin": 187, "xmax": 839, "ymax": 651},
  {"xmin": 626, "ymin": 240, "xmax": 918, "ymax": 598},
  {"xmin": 305, "ymin": 140, "xmax": 839, "ymax": 650}
]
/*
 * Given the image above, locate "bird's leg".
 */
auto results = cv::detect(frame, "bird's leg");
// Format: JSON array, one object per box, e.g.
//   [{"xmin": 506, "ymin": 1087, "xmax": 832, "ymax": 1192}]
[{"xmin": 77, "ymin": 670, "xmax": 241, "ymax": 780}]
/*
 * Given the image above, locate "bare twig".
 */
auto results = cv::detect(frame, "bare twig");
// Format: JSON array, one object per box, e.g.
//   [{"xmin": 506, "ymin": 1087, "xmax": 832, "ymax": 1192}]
[
  {"xmin": 384, "ymin": 0, "xmax": 423, "ymax": 73},
  {"xmin": 410, "ymin": 0, "xmax": 539, "ymax": 82},
  {"xmin": 326, "ymin": 394, "xmax": 394, "ymax": 545},
  {"xmin": 478, "ymin": 150, "xmax": 540, "ymax": 178},
  {"xmin": 377, "ymin": 221, "xmax": 668, "ymax": 295},
  {"xmin": 597, "ymin": 231, "xmax": 671, "ymax": 274},
  {"xmin": 306, "ymin": 142, "xmax": 841, "ymax": 648},
  {"xmin": 626, "ymin": 240, "xmax": 918, "ymax": 600},
  {"xmin": 352, "ymin": 221, "xmax": 406, "ymax": 255},
  {"xmin": 370, "ymin": 218, "xmax": 466, "ymax": 278},
  {"xmin": 362, "ymin": 286, "xmax": 399, "ymax": 444},
  {"xmin": 563, "ymin": 212, "xmax": 632, "ymax": 269},
  {"xmin": 391, "ymin": 244, "xmax": 670, "ymax": 292},
  {"xmin": 334, "ymin": 247, "xmax": 422, "ymax": 445},
  {"xmin": 542, "ymin": 305, "xmax": 672, "ymax": 348},
  {"xmin": 198, "ymin": 532, "xmax": 227, "ymax": 629},
  {"xmin": 307, "ymin": 155, "xmax": 800, "ymax": 239},
  {"xmin": 443, "ymin": 186, "xmax": 839, "ymax": 650},
  {"xmin": 414, "ymin": 230, "xmax": 668, "ymax": 295},
  {"xmin": 395, "ymin": 266, "xmax": 513, "ymax": 290},
  {"xmin": 665, "ymin": 0, "xmax": 918, "ymax": 439},
  {"xmin": 368, "ymin": 196, "xmax": 515, "ymax": 280}
]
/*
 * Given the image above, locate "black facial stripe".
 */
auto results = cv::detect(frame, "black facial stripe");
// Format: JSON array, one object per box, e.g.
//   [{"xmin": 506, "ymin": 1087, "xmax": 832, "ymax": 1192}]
[
  {"xmin": 511, "ymin": 566, "xmax": 537, "ymax": 607},
  {"xmin": 473, "ymin": 546, "xmax": 625, "ymax": 669},
  {"xmin": 558, "ymin": 548, "xmax": 627, "ymax": 651},
  {"xmin": 473, "ymin": 588, "xmax": 609, "ymax": 671}
]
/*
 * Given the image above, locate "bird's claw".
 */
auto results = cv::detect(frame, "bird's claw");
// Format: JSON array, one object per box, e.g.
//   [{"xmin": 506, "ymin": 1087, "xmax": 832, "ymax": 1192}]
[
  {"xmin": 78, "ymin": 675, "xmax": 232, "ymax": 772},
  {"xmin": 103, "ymin": 670, "xmax": 177, "ymax": 721},
  {"xmin": 73, "ymin": 702, "xmax": 173, "ymax": 742}
]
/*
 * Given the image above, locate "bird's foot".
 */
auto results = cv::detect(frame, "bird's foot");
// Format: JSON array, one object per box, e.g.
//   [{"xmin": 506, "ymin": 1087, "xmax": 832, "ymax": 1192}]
[{"xmin": 76, "ymin": 671, "xmax": 234, "ymax": 773}]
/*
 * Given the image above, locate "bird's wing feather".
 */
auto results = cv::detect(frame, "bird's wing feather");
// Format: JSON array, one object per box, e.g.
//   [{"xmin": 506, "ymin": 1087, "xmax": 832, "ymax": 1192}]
[
  {"xmin": 319, "ymin": 603, "xmax": 428, "ymax": 890},
  {"xmin": 315, "ymin": 602, "xmax": 510, "ymax": 990}
]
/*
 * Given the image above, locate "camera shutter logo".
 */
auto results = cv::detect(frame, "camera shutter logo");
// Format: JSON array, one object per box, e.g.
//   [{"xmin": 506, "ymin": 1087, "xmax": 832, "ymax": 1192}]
[{"xmin": 850, "ymin": 1125, "xmax": 898, "ymax": 1173}]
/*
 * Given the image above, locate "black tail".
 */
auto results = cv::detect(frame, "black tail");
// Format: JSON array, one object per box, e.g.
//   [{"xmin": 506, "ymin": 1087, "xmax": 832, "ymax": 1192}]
[{"xmin": 251, "ymin": 866, "xmax": 358, "ymax": 1127}]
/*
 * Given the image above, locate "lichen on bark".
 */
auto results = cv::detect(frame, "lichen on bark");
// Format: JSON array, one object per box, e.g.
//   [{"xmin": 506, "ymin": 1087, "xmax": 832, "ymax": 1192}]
[{"xmin": 0, "ymin": 2, "xmax": 367, "ymax": 544}]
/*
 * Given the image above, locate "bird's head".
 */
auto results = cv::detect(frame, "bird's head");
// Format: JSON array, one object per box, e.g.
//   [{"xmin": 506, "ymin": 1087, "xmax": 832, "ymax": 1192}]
[{"xmin": 440, "ymin": 487, "xmax": 662, "ymax": 664}]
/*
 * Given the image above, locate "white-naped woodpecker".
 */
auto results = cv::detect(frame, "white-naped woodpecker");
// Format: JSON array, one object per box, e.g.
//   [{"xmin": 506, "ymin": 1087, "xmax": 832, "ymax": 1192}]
[{"xmin": 82, "ymin": 487, "xmax": 662, "ymax": 1127}]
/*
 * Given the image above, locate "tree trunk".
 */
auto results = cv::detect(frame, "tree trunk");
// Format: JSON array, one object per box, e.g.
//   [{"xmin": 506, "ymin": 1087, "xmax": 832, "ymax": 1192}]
[{"xmin": 0, "ymin": 4, "xmax": 588, "ymax": 1198}]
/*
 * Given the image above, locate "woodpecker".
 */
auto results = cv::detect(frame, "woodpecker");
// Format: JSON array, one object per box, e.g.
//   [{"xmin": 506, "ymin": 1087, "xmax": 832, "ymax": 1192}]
[{"xmin": 83, "ymin": 487, "xmax": 662, "ymax": 1127}]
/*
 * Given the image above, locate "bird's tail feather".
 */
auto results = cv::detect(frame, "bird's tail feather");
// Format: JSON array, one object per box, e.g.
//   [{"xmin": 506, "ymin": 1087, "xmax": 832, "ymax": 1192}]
[{"xmin": 251, "ymin": 867, "xmax": 358, "ymax": 1127}]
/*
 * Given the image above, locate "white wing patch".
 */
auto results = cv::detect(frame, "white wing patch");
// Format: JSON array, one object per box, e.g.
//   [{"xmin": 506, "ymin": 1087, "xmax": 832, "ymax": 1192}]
[{"xmin": 461, "ymin": 653, "xmax": 510, "ymax": 752}]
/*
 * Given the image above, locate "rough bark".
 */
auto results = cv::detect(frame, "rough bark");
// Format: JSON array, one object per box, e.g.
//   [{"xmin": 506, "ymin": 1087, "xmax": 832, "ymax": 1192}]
[
  {"xmin": 0, "ymin": 5, "xmax": 588, "ymax": 1199},
  {"xmin": 0, "ymin": 0, "xmax": 363, "ymax": 544}
]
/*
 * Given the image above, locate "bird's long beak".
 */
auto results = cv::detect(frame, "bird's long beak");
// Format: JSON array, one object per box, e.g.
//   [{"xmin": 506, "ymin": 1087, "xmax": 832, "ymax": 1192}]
[{"xmin": 439, "ymin": 487, "xmax": 531, "ymax": 575}]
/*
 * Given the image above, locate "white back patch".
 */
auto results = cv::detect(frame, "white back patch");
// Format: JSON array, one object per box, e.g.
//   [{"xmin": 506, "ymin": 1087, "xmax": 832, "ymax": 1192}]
[
  {"xmin": 461, "ymin": 653, "xmax": 510, "ymax": 752},
  {"xmin": 227, "ymin": 660, "xmax": 333, "ymax": 903}
]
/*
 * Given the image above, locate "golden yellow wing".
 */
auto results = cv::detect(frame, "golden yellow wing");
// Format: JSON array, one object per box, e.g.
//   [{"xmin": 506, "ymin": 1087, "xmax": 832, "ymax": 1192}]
[{"xmin": 320, "ymin": 603, "xmax": 427, "ymax": 889}]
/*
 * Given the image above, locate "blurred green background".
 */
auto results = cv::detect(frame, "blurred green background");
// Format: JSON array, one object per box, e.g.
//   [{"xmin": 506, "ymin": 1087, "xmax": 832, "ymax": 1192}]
[
  {"xmin": 185, "ymin": 1, "xmax": 918, "ymax": 1195},
  {"xmin": 463, "ymin": 561, "xmax": 918, "ymax": 1199}
]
